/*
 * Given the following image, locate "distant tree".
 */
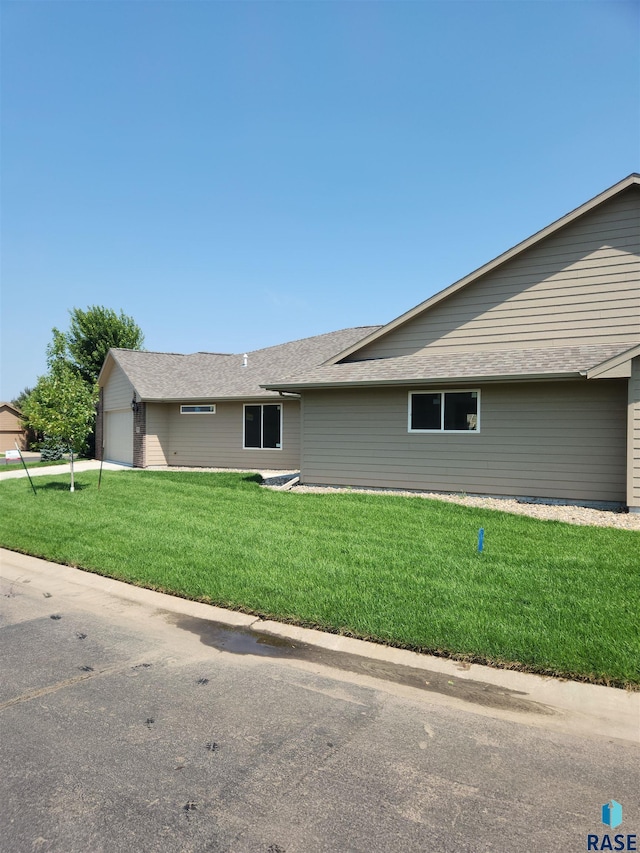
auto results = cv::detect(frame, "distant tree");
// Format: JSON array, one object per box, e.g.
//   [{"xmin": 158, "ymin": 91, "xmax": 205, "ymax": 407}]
[
  {"xmin": 63, "ymin": 305, "xmax": 144, "ymax": 384},
  {"xmin": 22, "ymin": 332, "xmax": 98, "ymax": 491},
  {"xmin": 11, "ymin": 386, "xmax": 34, "ymax": 412}
]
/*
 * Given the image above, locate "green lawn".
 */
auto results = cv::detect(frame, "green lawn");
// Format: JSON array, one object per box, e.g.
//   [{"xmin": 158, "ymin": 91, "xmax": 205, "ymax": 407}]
[{"xmin": 1, "ymin": 470, "xmax": 638, "ymax": 687}]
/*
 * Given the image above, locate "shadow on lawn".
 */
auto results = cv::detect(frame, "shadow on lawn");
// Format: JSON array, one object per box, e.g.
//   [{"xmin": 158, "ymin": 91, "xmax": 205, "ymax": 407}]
[{"xmin": 39, "ymin": 481, "xmax": 89, "ymax": 492}]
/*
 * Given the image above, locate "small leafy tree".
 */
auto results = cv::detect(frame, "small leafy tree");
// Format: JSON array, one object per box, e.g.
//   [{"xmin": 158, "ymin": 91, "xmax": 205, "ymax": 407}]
[{"xmin": 22, "ymin": 332, "xmax": 98, "ymax": 491}]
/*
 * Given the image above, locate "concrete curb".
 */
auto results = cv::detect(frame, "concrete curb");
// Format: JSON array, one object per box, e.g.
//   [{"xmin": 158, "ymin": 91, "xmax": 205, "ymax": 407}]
[{"xmin": 1, "ymin": 547, "xmax": 638, "ymax": 744}]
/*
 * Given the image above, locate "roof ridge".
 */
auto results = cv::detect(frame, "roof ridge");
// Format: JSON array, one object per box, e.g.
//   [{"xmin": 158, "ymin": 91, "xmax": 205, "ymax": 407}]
[
  {"xmin": 111, "ymin": 348, "xmax": 188, "ymax": 357},
  {"xmin": 246, "ymin": 325, "xmax": 382, "ymax": 357}
]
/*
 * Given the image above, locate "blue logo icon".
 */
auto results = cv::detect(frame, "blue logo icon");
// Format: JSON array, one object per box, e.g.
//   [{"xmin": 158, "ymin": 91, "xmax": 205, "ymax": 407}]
[{"xmin": 602, "ymin": 800, "xmax": 623, "ymax": 829}]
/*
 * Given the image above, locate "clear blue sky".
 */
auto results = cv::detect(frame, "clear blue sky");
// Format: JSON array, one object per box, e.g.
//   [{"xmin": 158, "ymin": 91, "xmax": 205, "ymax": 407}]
[{"xmin": 1, "ymin": 0, "xmax": 638, "ymax": 400}]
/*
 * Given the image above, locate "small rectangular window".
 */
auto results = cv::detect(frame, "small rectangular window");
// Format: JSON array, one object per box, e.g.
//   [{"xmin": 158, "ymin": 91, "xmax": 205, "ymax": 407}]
[
  {"xmin": 244, "ymin": 404, "xmax": 282, "ymax": 449},
  {"xmin": 180, "ymin": 404, "xmax": 216, "ymax": 414},
  {"xmin": 409, "ymin": 391, "xmax": 479, "ymax": 433}
]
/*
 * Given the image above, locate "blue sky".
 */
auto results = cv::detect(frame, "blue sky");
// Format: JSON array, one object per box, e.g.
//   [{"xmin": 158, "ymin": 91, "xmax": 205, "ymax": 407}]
[{"xmin": 1, "ymin": 0, "xmax": 638, "ymax": 400}]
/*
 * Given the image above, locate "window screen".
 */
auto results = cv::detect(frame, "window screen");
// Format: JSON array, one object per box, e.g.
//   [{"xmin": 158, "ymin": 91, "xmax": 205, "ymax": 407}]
[
  {"xmin": 244, "ymin": 405, "xmax": 262, "ymax": 448},
  {"xmin": 262, "ymin": 405, "xmax": 281, "ymax": 448},
  {"xmin": 444, "ymin": 392, "xmax": 477, "ymax": 431},
  {"xmin": 411, "ymin": 393, "xmax": 441, "ymax": 431}
]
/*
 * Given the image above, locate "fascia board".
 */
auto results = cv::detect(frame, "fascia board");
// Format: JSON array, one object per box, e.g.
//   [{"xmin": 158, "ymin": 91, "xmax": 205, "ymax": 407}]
[
  {"xmin": 586, "ymin": 343, "xmax": 640, "ymax": 379},
  {"xmin": 140, "ymin": 393, "xmax": 287, "ymax": 403},
  {"xmin": 262, "ymin": 371, "xmax": 583, "ymax": 392},
  {"xmin": 97, "ymin": 350, "xmax": 117, "ymax": 386}
]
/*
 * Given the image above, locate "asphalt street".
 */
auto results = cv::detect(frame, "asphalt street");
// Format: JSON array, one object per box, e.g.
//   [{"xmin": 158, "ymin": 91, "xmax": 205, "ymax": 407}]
[{"xmin": 1, "ymin": 549, "xmax": 638, "ymax": 853}]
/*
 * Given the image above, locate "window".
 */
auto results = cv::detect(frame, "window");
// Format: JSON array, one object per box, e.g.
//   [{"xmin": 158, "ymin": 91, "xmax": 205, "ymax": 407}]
[
  {"xmin": 244, "ymin": 404, "xmax": 282, "ymax": 449},
  {"xmin": 409, "ymin": 390, "xmax": 479, "ymax": 433},
  {"xmin": 180, "ymin": 404, "xmax": 216, "ymax": 414}
]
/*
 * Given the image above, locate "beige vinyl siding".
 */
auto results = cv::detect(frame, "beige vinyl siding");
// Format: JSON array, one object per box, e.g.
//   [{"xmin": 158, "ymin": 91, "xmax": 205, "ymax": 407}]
[
  {"xmin": 629, "ymin": 357, "xmax": 640, "ymax": 509},
  {"xmin": 0, "ymin": 407, "xmax": 22, "ymax": 431},
  {"xmin": 145, "ymin": 404, "xmax": 170, "ymax": 466},
  {"xmin": 352, "ymin": 188, "xmax": 640, "ymax": 359},
  {"xmin": 103, "ymin": 362, "xmax": 134, "ymax": 410},
  {"xmin": 164, "ymin": 400, "xmax": 300, "ymax": 469},
  {"xmin": 300, "ymin": 381, "xmax": 627, "ymax": 503},
  {"xmin": 0, "ymin": 406, "xmax": 25, "ymax": 453}
]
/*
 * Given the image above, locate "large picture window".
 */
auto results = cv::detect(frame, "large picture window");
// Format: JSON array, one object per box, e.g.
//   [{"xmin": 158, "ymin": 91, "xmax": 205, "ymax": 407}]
[
  {"xmin": 409, "ymin": 390, "xmax": 479, "ymax": 433},
  {"xmin": 244, "ymin": 404, "xmax": 282, "ymax": 449}
]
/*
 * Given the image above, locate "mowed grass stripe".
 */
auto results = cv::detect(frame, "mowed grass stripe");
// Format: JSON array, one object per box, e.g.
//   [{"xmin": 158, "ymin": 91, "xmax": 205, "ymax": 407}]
[{"xmin": 0, "ymin": 470, "xmax": 638, "ymax": 687}]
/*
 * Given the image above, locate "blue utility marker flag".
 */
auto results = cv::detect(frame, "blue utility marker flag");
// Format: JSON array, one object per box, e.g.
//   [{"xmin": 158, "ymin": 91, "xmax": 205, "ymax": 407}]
[{"xmin": 478, "ymin": 528, "xmax": 485, "ymax": 552}]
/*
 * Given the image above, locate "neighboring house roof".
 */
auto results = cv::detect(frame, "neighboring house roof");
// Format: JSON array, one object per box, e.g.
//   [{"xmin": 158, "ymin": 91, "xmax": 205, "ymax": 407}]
[
  {"xmin": 102, "ymin": 327, "xmax": 381, "ymax": 401},
  {"xmin": 323, "ymin": 173, "xmax": 640, "ymax": 366},
  {"xmin": 262, "ymin": 343, "xmax": 637, "ymax": 391},
  {"xmin": 0, "ymin": 402, "xmax": 23, "ymax": 416}
]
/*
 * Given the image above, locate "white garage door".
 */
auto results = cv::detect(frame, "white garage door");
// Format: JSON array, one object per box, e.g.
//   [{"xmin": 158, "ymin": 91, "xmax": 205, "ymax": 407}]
[{"xmin": 105, "ymin": 409, "xmax": 133, "ymax": 465}]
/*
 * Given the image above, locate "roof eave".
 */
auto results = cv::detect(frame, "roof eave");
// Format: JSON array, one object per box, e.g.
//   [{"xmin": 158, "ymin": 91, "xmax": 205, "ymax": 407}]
[
  {"xmin": 97, "ymin": 349, "xmax": 118, "ymax": 386},
  {"xmin": 139, "ymin": 391, "xmax": 287, "ymax": 403},
  {"xmin": 263, "ymin": 371, "xmax": 585, "ymax": 392},
  {"xmin": 586, "ymin": 343, "xmax": 640, "ymax": 379}
]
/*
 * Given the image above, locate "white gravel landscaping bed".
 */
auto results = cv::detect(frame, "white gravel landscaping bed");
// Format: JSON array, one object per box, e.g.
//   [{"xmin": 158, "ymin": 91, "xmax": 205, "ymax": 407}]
[{"xmin": 290, "ymin": 484, "xmax": 640, "ymax": 531}]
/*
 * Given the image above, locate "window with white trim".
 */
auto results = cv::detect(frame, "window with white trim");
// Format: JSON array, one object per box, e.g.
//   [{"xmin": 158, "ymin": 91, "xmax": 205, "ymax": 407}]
[
  {"xmin": 244, "ymin": 404, "xmax": 282, "ymax": 449},
  {"xmin": 180, "ymin": 404, "xmax": 216, "ymax": 414},
  {"xmin": 409, "ymin": 390, "xmax": 479, "ymax": 433}
]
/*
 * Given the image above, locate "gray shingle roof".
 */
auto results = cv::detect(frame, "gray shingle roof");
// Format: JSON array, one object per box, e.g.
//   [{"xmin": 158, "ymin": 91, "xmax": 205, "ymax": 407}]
[
  {"xmin": 107, "ymin": 327, "xmax": 380, "ymax": 400},
  {"xmin": 262, "ymin": 343, "xmax": 636, "ymax": 390}
]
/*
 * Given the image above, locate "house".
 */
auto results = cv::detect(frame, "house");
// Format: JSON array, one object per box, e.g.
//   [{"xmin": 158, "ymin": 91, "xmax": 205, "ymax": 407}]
[
  {"xmin": 0, "ymin": 403, "xmax": 26, "ymax": 454},
  {"xmin": 96, "ymin": 326, "xmax": 379, "ymax": 470},
  {"xmin": 264, "ymin": 174, "xmax": 640, "ymax": 511}
]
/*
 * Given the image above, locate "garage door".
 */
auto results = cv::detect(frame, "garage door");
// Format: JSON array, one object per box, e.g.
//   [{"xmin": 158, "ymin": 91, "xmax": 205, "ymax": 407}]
[{"xmin": 105, "ymin": 409, "xmax": 133, "ymax": 465}]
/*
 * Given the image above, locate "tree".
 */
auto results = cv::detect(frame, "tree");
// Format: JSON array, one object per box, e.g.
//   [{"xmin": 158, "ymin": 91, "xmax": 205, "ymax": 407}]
[
  {"xmin": 64, "ymin": 306, "xmax": 144, "ymax": 384},
  {"xmin": 21, "ymin": 306, "xmax": 144, "ymax": 464},
  {"xmin": 11, "ymin": 386, "xmax": 34, "ymax": 412},
  {"xmin": 22, "ymin": 332, "xmax": 98, "ymax": 491}
]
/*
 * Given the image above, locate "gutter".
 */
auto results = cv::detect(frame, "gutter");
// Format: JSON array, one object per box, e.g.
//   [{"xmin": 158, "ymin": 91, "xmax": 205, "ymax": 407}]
[
  {"xmin": 261, "ymin": 371, "xmax": 586, "ymax": 393},
  {"xmin": 137, "ymin": 394, "xmax": 287, "ymax": 404}
]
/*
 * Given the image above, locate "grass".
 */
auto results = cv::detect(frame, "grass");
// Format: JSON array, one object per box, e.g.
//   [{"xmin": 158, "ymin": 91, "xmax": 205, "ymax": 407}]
[{"xmin": 1, "ymin": 469, "xmax": 638, "ymax": 687}]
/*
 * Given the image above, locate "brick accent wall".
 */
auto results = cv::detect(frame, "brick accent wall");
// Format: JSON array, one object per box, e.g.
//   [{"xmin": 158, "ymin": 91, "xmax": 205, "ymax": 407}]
[{"xmin": 133, "ymin": 400, "xmax": 146, "ymax": 468}]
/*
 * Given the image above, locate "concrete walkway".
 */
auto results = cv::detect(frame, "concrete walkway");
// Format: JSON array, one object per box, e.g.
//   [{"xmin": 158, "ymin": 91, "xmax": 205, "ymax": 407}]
[
  {"xmin": 0, "ymin": 459, "xmax": 299, "ymax": 484},
  {"xmin": 0, "ymin": 459, "xmax": 131, "ymax": 481}
]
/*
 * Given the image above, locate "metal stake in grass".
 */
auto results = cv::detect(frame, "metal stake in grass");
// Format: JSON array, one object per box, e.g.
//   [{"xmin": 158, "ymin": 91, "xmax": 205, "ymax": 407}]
[
  {"xmin": 98, "ymin": 440, "xmax": 104, "ymax": 490},
  {"xmin": 477, "ymin": 528, "xmax": 485, "ymax": 553},
  {"xmin": 15, "ymin": 441, "xmax": 37, "ymax": 497}
]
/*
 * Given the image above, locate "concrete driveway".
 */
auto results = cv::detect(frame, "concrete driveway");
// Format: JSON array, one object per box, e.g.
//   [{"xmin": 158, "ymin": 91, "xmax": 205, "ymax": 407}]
[{"xmin": 1, "ymin": 549, "xmax": 638, "ymax": 852}]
